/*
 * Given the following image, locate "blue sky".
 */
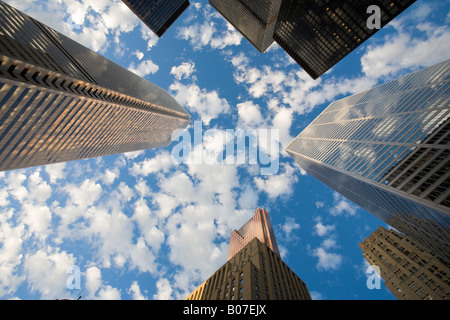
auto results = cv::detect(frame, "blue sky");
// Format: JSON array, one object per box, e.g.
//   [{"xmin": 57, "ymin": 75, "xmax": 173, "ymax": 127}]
[{"xmin": 0, "ymin": 0, "xmax": 449, "ymax": 300}]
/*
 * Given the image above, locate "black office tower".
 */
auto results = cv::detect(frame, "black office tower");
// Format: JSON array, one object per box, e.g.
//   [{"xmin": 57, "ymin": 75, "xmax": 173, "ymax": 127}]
[
  {"xmin": 209, "ymin": 0, "xmax": 282, "ymax": 53},
  {"xmin": 122, "ymin": 0, "xmax": 190, "ymax": 37},
  {"xmin": 274, "ymin": 0, "xmax": 416, "ymax": 79}
]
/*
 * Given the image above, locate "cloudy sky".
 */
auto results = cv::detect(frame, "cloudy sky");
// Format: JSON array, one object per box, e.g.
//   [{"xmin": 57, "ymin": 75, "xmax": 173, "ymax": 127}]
[{"xmin": 1, "ymin": 0, "xmax": 449, "ymax": 300}]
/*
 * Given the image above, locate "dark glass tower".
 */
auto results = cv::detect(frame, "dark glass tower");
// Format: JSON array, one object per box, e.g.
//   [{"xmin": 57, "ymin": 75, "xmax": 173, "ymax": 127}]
[
  {"xmin": 273, "ymin": 0, "xmax": 417, "ymax": 79},
  {"xmin": 122, "ymin": 0, "xmax": 190, "ymax": 37},
  {"xmin": 286, "ymin": 60, "xmax": 450, "ymax": 261},
  {"xmin": 0, "ymin": 2, "xmax": 190, "ymax": 172},
  {"xmin": 209, "ymin": 0, "xmax": 282, "ymax": 53},
  {"xmin": 186, "ymin": 208, "xmax": 311, "ymax": 300}
]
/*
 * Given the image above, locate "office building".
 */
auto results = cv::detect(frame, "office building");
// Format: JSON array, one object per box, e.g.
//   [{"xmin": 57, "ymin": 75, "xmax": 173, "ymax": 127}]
[
  {"xmin": 0, "ymin": 2, "xmax": 190, "ymax": 172},
  {"xmin": 209, "ymin": 0, "xmax": 282, "ymax": 53},
  {"xmin": 360, "ymin": 226, "xmax": 449, "ymax": 300},
  {"xmin": 273, "ymin": 0, "xmax": 416, "ymax": 79},
  {"xmin": 185, "ymin": 208, "xmax": 311, "ymax": 300},
  {"xmin": 286, "ymin": 60, "xmax": 450, "ymax": 261},
  {"xmin": 122, "ymin": 0, "xmax": 190, "ymax": 37},
  {"xmin": 228, "ymin": 208, "xmax": 280, "ymax": 260}
]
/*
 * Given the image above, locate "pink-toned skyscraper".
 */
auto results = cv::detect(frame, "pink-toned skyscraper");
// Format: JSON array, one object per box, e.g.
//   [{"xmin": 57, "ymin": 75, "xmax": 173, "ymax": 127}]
[{"xmin": 227, "ymin": 208, "xmax": 280, "ymax": 261}]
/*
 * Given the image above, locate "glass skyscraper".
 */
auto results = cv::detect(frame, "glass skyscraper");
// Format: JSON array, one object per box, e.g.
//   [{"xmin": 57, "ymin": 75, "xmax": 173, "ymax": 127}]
[
  {"xmin": 209, "ymin": 0, "xmax": 282, "ymax": 53},
  {"xmin": 273, "ymin": 0, "xmax": 417, "ymax": 79},
  {"xmin": 0, "ymin": 2, "xmax": 190, "ymax": 172},
  {"xmin": 122, "ymin": 0, "xmax": 190, "ymax": 37},
  {"xmin": 286, "ymin": 60, "xmax": 450, "ymax": 262},
  {"xmin": 186, "ymin": 208, "xmax": 311, "ymax": 300}
]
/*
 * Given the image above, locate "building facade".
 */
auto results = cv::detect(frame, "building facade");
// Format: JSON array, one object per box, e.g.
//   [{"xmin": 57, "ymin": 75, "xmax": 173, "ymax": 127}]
[
  {"xmin": 209, "ymin": 0, "xmax": 282, "ymax": 53},
  {"xmin": 122, "ymin": 0, "xmax": 190, "ymax": 37},
  {"xmin": 186, "ymin": 208, "xmax": 311, "ymax": 300},
  {"xmin": 360, "ymin": 226, "xmax": 449, "ymax": 300},
  {"xmin": 273, "ymin": 0, "xmax": 416, "ymax": 79},
  {"xmin": 227, "ymin": 208, "xmax": 280, "ymax": 261},
  {"xmin": 286, "ymin": 60, "xmax": 450, "ymax": 262},
  {"xmin": 0, "ymin": 2, "xmax": 190, "ymax": 172}
]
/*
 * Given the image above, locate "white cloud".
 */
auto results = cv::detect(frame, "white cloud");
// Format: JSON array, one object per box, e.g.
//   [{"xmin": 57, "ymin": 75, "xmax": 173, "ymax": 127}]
[
  {"xmin": 64, "ymin": 179, "xmax": 102, "ymax": 210},
  {"xmin": 45, "ymin": 162, "xmax": 67, "ymax": 183},
  {"xmin": 23, "ymin": 248, "xmax": 76, "ymax": 299},
  {"xmin": 280, "ymin": 217, "xmax": 300, "ymax": 238},
  {"xmin": 329, "ymin": 192, "xmax": 358, "ymax": 217},
  {"xmin": 129, "ymin": 281, "xmax": 147, "ymax": 300},
  {"xmin": 153, "ymin": 278, "xmax": 173, "ymax": 300},
  {"xmin": 314, "ymin": 218, "xmax": 335, "ymax": 237},
  {"xmin": 0, "ymin": 211, "xmax": 25, "ymax": 297},
  {"xmin": 133, "ymin": 50, "xmax": 144, "ymax": 60},
  {"xmin": 130, "ymin": 151, "xmax": 174, "ymax": 177},
  {"xmin": 176, "ymin": 7, "xmax": 241, "ymax": 51},
  {"xmin": 128, "ymin": 58, "xmax": 159, "ymax": 77},
  {"xmin": 169, "ymin": 82, "xmax": 231, "ymax": 125},
  {"xmin": 171, "ymin": 62, "xmax": 196, "ymax": 80},
  {"xmin": 361, "ymin": 6, "xmax": 450, "ymax": 79},
  {"xmin": 312, "ymin": 247, "xmax": 343, "ymax": 271},
  {"xmin": 237, "ymin": 101, "xmax": 264, "ymax": 126},
  {"xmin": 254, "ymin": 163, "xmax": 298, "ymax": 199}
]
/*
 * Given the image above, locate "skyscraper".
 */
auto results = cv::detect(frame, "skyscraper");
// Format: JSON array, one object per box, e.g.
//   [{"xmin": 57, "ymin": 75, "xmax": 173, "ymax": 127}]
[
  {"xmin": 227, "ymin": 208, "xmax": 280, "ymax": 260},
  {"xmin": 286, "ymin": 60, "xmax": 450, "ymax": 262},
  {"xmin": 360, "ymin": 226, "xmax": 449, "ymax": 300},
  {"xmin": 273, "ymin": 0, "xmax": 417, "ymax": 79},
  {"xmin": 209, "ymin": 0, "xmax": 282, "ymax": 53},
  {"xmin": 0, "ymin": 2, "xmax": 190, "ymax": 172},
  {"xmin": 185, "ymin": 208, "xmax": 311, "ymax": 300},
  {"xmin": 122, "ymin": 0, "xmax": 190, "ymax": 37}
]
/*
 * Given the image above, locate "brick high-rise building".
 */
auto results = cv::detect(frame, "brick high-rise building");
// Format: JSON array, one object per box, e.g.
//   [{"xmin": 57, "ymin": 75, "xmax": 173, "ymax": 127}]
[
  {"xmin": 0, "ymin": 2, "xmax": 190, "ymax": 172},
  {"xmin": 185, "ymin": 208, "xmax": 311, "ymax": 300},
  {"xmin": 360, "ymin": 226, "xmax": 449, "ymax": 300},
  {"xmin": 273, "ymin": 0, "xmax": 417, "ymax": 79},
  {"xmin": 286, "ymin": 59, "xmax": 450, "ymax": 262},
  {"xmin": 122, "ymin": 0, "xmax": 190, "ymax": 37},
  {"xmin": 227, "ymin": 208, "xmax": 280, "ymax": 261}
]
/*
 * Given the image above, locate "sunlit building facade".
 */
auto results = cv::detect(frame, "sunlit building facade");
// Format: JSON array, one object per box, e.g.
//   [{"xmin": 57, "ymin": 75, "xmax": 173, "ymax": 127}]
[
  {"xmin": 286, "ymin": 60, "xmax": 450, "ymax": 262},
  {"xmin": 0, "ymin": 2, "xmax": 190, "ymax": 172},
  {"xmin": 227, "ymin": 208, "xmax": 280, "ymax": 260},
  {"xmin": 209, "ymin": 0, "xmax": 282, "ymax": 52},
  {"xmin": 360, "ymin": 226, "xmax": 449, "ymax": 300},
  {"xmin": 186, "ymin": 208, "xmax": 311, "ymax": 300},
  {"xmin": 122, "ymin": 0, "xmax": 190, "ymax": 37},
  {"xmin": 273, "ymin": 0, "xmax": 417, "ymax": 79}
]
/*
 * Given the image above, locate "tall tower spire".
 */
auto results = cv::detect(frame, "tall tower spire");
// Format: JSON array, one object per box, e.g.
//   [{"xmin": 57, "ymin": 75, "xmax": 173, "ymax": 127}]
[
  {"xmin": 227, "ymin": 208, "xmax": 280, "ymax": 260},
  {"xmin": 186, "ymin": 208, "xmax": 310, "ymax": 300}
]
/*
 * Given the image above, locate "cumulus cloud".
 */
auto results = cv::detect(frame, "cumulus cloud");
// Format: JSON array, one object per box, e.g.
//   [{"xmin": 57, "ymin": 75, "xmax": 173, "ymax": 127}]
[
  {"xmin": 153, "ymin": 278, "xmax": 174, "ymax": 300},
  {"xmin": 312, "ymin": 247, "xmax": 343, "ymax": 271},
  {"xmin": 128, "ymin": 58, "xmax": 159, "ymax": 77},
  {"xmin": 129, "ymin": 280, "xmax": 147, "ymax": 300},
  {"xmin": 314, "ymin": 218, "xmax": 336, "ymax": 237},
  {"xmin": 169, "ymin": 81, "xmax": 231, "ymax": 125},
  {"xmin": 329, "ymin": 192, "xmax": 358, "ymax": 217},
  {"xmin": 176, "ymin": 6, "xmax": 242, "ymax": 51},
  {"xmin": 254, "ymin": 163, "xmax": 299, "ymax": 199},
  {"xmin": 361, "ymin": 3, "xmax": 450, "ymax": 79},
  {"xmin": 171, "ymin": 62, "xmax": 196, "ymax": 80},
  {"xmin": 130, "ymin": 151, "xmax": 174, "ymax": 177}
]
